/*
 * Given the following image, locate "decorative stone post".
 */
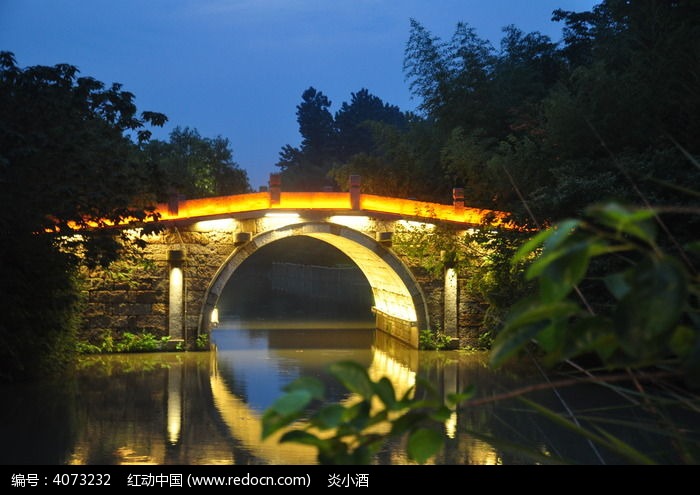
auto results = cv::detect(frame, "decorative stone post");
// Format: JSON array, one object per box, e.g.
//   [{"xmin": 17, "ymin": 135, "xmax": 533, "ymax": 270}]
[
  {"xmin": 442, "ymin": 249, "xmax": 458, "ymax": 341},
  {"xmin": 168, "ymin": 249, "xmax": 186, "ymax": 342},
  {"xmin": 452, "ymin": 187, "xmax": 465, "ymax": 215},
  {"xmin": 269, "ymin": 173, "xmax": 281, "ymax": 205},
  {"xmin": 443, "ymin": 266, "xmax": 458, "ymax": 339}
]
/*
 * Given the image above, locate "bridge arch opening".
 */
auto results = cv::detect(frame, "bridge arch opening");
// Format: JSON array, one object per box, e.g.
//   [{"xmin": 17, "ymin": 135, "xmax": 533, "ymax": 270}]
[
  {"xmin": 199, "ymin": 222, "xmax": 429, "ymax": 348},
  {"xmin": 217, "ymin": 236, "xmax": 374, "ymax": 323}
]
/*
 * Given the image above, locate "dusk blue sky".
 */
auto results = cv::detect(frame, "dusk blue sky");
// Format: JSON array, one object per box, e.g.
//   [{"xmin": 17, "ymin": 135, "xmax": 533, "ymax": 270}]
[{"xmin": 1, "ymin": 0, "xmax": 598, "ymax": 190}]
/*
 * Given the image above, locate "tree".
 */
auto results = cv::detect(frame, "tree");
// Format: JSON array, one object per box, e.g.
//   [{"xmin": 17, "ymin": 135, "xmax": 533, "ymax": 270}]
[
  {"xmin": 334, "ymin": 88, "xmax": 408, "ymax": 161},
  {"xmin": 0, "ymin": 52, "xmax": 167, "ymax": 380},
  {"xmin": 404, "ymin": 18, "xmax": 497, "ymax": 134},
  {"xmin": 142, "ymin": 126, "xmax": 250, "ymax": 200},
  {"xmin": 276, "ymin": 87, "xmax": 337, "ymax": 190},
  {"xmin": 276, "ymin": 87, "xmax": 413, "ymax": 192}
]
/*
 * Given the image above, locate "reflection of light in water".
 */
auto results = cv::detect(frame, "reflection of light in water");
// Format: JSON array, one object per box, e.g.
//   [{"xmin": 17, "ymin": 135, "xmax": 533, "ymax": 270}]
[
  {"xmin": 445, "ymin": 412, "xmax": 457, "ymax": 439},
  {"xmin": 209, "ymin": 372, "xmax": 318, "ymax": 464},
  {"xmin": 459, "ymin": 434, "xmax": 501, "ymax": 465},
  {"xmin": 114, "ymin": 447, "xmax": 158, "ymax": 465},
  {"xmin": 209, "ymin": 328, "xmax": 420, "ymax": 464},
  {"xmin": 167, "ymin": 366, "xmax": 182, "ymax": 445},
  {"xmin": 367, "ymin": 347, "xmax": 416, "ymax": 400}
]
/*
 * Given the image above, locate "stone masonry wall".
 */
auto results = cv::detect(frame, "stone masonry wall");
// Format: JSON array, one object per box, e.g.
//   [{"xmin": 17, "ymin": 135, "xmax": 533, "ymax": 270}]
[
  {"xmin": 78, "ymin": 228, "xmax": 235, "ymax": 347},
  {"xmin": 79, "ymin": 228, "xmax": 488, "ymax": 349},
  {"xmin": 457, "ymin": 277, "xmax": 488, "ymax": 349}
]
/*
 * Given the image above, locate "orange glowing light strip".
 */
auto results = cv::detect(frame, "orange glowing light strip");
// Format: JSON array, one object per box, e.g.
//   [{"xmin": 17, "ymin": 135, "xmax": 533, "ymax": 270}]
[
  {"xmin": 57, "ymin": 191, "xmax": 514, "ymax": 231},
  {"xmin": 157, "ymin": 192, "xmax": 271, "ymax": 221},
  {"xmin": 359, "ymin": 194, "xmax": 509, "ymax": 226},
  {"xmin": 273, "ymin": 192, "xmax": 351, "ymax": 211},
  {"xmin": 154, "ymin": 191, "xmax": 513, "ymax": 228}
]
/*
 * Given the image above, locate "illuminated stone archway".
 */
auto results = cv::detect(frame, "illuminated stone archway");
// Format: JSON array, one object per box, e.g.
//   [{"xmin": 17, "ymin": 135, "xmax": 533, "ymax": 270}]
[{"xmin": 198, "ymin": 222, "xmax": 429, "ymax": 348}]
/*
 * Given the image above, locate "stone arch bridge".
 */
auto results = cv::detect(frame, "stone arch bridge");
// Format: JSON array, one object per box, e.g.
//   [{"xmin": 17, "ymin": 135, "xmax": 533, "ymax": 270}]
[{"xmin": 81, "ymin": 176, "xmax": 511, "ymax": 349}]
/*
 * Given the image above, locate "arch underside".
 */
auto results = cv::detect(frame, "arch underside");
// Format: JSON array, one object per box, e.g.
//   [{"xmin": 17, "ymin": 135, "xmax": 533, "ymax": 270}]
[{"xmin": 200, "ymin": 222, "xmax": 428, "ymax": 348}]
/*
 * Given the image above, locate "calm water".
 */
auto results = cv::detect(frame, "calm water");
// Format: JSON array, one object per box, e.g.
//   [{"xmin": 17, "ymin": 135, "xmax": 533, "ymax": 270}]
[{"xmin": 0, "ymin": 320, "xmax": 694, "ymax": 465}]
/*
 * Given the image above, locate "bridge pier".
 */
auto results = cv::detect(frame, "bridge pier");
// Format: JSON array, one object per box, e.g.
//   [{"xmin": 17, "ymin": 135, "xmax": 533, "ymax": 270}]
[{"xmin": 443, "ymin": 267, "xmax": 458, "ymax": 340}]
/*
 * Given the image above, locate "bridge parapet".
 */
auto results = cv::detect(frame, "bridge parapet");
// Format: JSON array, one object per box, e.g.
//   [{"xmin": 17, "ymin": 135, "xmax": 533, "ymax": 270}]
[{"xmin": 158, "ymin": 174, "xmax": 509, "ymax": 229}]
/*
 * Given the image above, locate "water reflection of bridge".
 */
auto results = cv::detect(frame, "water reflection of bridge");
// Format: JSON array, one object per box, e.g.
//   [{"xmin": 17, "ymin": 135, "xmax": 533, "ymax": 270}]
[
  {"xmin": 208, "ymin": 329, "xmax": 418, "ymax": 464},
  {"xmin": 66, "ymin": 331, "xmax": 502, "ymax": 465}
]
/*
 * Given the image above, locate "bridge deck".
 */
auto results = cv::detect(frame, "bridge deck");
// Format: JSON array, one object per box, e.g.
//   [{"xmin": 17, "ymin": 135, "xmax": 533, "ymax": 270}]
[{"xmin": 156, "ymin": 191, "xmax": 511, "ymax": 228}]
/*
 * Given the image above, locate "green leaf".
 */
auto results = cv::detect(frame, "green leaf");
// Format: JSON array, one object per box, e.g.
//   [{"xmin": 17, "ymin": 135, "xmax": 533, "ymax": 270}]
[
  {"xmin": 586, "ymin": 203, "xmax": 657, "ymax": 244},
  {"xmin": 407, "ymin": 428, "xmax": 444, "ymax": 464},
  {"xmin": 529, "ymin": 239, "xmax": 591, "ymax": 290},
  {"xmin": 312, "ymin": 404, "xmax": 346, "ymax": 430},
  {"xmin": 366, "ymin": 409, "xmax": 389, "ymax": 428},
  {"xmin": 261, "ymin": 409, "xmax": 300, "ymax": 440},
  {"xmin": 490, "ymin": 300, "xmax": 580, "ymax": 367},
  {"xmin": 566, "ymin": 317, "xmax": 618, "ymax": 362},
  {"xmin": 343, "ymin": 400, "xmax": 372, "ymax": 430},
  {"xmin": 615, "ymin": 257, "xmax": 688, "ymax": 358},
  {"xmin": 429, "ymin": 405, "xmax": 452, "ymax": 422},
  {"xmin": 373, "ymin": 377, "xmax": 397, "ymax": 409},
  {"xmin": 390, "ymin": 411, "xmax": 426, "ymax": 436},
  {"xmin": 536, "ymin": 319, "xmax": 566, "ymax": 353},
  {"xmin": 542, "ymin": 219, "xmax": 582, "ymax": 251},
  {"xmin": 489, "ymin": 322, "xmax": 545, "ymax": 368},
  {"xmin": 504, "ymin": 299, "xmax": 580, "ymax": 330},
  {"xmin": 447, "ymin": 385, "xmax": 475, "ymax": 407},
  {"xmin": 398, "ymin": 385, "xmax": 416, "ymax": 404},
  {"xmin": 268, "ymin": 389, "xmax": 313, "ymax": 416},
  {"xmin": 604, "ymin": 271, "xmax": 631, "ymax": 300},
  {"xmin": 670, "ymin": 325, "xmax": 696, "ymax": 359},
  {"xmin": 283, "ymin": 376, "xmax": 325, "ymax": 400},
  {"xmin": 329, "ymin": 361, "xmax": 374, "ymax": 400},
  {"xmin": 279, "ymin": 430, "xmax": 325, "ymax": 448},
  {"xmin": 512, "ymin": 227, "xmax": 556, "ymax": 264}
]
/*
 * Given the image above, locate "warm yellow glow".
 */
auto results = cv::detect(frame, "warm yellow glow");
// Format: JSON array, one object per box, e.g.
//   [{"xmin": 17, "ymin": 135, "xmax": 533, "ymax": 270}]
[
  {"xmin": 396, "ymin": 219, "xmax": 436, "ymax": 231},
  {"xmin": 445, "ymin": 411, "xmax": 457, "ymax": 439},
  {"xmin": 192, "ymin": 218, "xmax": 236, "ymax": 232},
  {"xmin": 261, "ymin": 212, "xmax": 301, "ymax": 231},
  {"xmin": 329, "ymin": 215, "xmax": 371, "ymax": 230},
  {"xmin": 368, "ymin": 347, "xmax": 416, "ymax": 401},
  {"xmin": 170, "ymin": 267, "xmax": 183, "ymax": 291},
  {"xmin": 167, "ymin": 366, "xmax": 182, "ymax": 445},
  {"xmin": 154, "ymin": 191, "xmax": 512, "ymax": 227},
  {"xmin": 158, "ymin": 192, "xmax": 270, "ymax": 221},
  {"xmin": 169, "ymin": 266, "xmax": 184, "ymax": 340},
  {"xmin": 373, "ymin": 298, "xmax": 417, "ymax": 322},
  {"xmin": 361, "ymin": 194, "xmax": 512, "ymax": 227},
  {"xmin": 276, "ymin": 191, "xmax": 350, "ymax": 210},
  {"xmin": 122, "ymin": 228, "xmax": 143, "ymax": 239},
  {"xmin": 210, "ymin": 307, "xmax": 219, "ymax": 325},
  {"xmin": 263, "ymin": 212, "xmax": 300, "ymax": 218},
  {"xmin": 57, "ymin": 190, "xmax": 516, "ymax": 234},
  {"xmin": 209, "ymin": 373, "xmax": 318, "ymax": 464}
]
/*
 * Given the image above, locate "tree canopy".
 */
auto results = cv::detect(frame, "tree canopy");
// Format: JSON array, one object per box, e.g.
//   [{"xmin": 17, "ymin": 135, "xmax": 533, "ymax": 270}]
[
  {"xmin": 142, "ymin": 126, "xmax": 251, "ymax": 201},
  {"xmin": 0, "ymin": 52, "xmax": 169, "ymax": 379}
]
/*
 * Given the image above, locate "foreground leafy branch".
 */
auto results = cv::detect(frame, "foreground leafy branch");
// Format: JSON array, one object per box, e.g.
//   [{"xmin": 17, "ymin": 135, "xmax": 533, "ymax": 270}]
[
  {"xmin": 261, "ymin": 361, "xmax": 473, "ymax": 464},
  {"xmin": 490, "ymin": 202, "xmax": 700, "ymax": 384}
]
